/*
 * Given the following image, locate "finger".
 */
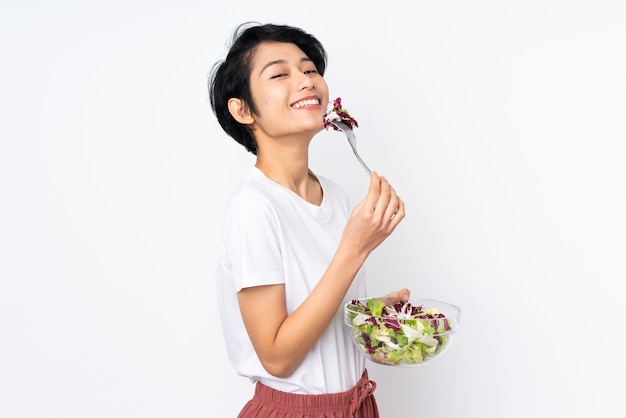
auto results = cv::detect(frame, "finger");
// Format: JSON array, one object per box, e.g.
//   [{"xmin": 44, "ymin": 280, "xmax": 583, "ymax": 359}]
[
  {"xmin": 372, "ymin": 177, "xmax": 392, "ymax": 219},
  {"xmin": 362, "ymin": 172, "xmax": 381, "ymax": 212},
  {"xmin": 395, "ymin": 288, "xmax": 410, "ymax": 301},
  {"xmin": 382, "ymin": 187, "xmax": 400, "ymax": 222},
  {"xmin": 388, "ymin": 198, "xmax": 406, "ymax": 230},
  {"xmin": 380, "ymin": 288, "xmax": 411, "ymax": 304}
]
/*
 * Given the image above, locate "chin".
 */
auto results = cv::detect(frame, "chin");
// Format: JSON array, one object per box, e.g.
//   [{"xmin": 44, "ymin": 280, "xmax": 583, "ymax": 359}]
[{"xmin": 304, "ymin": 118, "xmax": 325, "ymax": 132}]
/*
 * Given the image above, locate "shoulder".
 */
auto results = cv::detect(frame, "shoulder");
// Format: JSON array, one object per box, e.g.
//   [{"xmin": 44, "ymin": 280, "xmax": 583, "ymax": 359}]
[{"xmin": 224, "ymin": 168, "xmax": 281, "ymax": 221}]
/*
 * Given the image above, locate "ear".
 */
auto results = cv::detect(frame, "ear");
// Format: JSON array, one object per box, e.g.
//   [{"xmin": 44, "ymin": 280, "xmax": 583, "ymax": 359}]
[{"xmin": 227, "ymin": 98, "xmax": 255, "ymax": 125}]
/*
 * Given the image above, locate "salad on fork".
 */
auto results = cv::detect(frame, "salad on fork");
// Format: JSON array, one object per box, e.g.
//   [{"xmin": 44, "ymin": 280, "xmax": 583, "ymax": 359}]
[{"xmin": 323, "ymin": 98, "xmax": 372, "ymax": 175}]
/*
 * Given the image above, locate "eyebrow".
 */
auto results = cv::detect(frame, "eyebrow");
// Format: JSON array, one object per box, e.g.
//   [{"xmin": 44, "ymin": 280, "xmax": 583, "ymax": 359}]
[{"xmin": 259, "ymin": 57, "xmax": 313, "ymax": 76}]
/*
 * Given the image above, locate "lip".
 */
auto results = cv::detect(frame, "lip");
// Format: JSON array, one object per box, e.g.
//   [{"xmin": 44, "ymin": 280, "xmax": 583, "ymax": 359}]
[{"xmin": 291, "ymin": 95, "xmax": 322, "ymax": 109}]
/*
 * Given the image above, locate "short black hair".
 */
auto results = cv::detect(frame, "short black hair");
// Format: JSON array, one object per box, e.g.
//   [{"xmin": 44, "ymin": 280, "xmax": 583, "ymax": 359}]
[{"xmin": 208, "ymin": 22, "xmax": 327, "ymax": 155}]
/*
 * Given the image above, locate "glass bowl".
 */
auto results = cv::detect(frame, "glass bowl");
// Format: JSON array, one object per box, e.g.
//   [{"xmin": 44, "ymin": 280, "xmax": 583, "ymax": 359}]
[{"xmin": 344, "ymin": 297, "xmax": 461, "ymax": 367}]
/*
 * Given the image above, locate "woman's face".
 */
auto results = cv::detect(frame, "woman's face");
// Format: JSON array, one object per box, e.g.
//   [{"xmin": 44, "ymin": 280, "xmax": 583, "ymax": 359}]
[{"xmin": 247, "ymin": 41, "xmax": 329, "ymax": 139}]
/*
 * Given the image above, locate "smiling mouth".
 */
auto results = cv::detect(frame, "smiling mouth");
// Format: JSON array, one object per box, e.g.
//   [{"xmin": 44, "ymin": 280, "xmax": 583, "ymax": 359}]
[{"xmin": 292, "ymin": 98, "xmax": 320, "ymax": 109}]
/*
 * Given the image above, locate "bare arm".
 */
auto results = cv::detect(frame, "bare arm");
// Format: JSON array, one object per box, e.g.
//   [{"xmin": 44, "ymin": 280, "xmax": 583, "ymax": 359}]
[{"xmin": 238, "ymin": 172, "xmax": 407, "ymax": 377}]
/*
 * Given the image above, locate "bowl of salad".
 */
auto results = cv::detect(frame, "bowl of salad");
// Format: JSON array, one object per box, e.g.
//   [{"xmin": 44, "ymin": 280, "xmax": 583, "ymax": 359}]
[{"xmin": 344, "ymin": 297, "xmax": 461, "ymax": 367}]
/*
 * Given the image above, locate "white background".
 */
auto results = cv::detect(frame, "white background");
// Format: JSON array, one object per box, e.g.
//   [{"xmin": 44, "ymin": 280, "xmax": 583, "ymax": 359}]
[{"xmin": 1, "ymin": 1, "xmax": 625, "ymax": 417}]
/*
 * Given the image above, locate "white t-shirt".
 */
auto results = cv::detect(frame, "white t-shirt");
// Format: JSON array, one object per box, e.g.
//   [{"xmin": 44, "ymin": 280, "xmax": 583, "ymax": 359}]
[{"xmin": 216, "ymin": 167, "xmax": 367, "ymax": 394}]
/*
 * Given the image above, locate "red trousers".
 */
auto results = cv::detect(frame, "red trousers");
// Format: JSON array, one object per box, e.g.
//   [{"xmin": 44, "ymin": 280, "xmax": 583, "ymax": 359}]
[{"xmin": 238, "ymin": 369, "xmax": 379, "ymax": 418}]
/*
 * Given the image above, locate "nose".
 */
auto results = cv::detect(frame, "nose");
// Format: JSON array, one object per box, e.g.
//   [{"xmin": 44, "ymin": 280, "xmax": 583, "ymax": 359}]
[{"xmin": 297, "ymin": 72, "xmax": 315, "ymax": 90}]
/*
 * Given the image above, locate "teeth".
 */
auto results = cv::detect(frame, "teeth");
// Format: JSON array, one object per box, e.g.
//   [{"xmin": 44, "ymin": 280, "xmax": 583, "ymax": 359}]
[{"xmin": 292, "ymin": 99, "xmax": 319, "ymax": 108}]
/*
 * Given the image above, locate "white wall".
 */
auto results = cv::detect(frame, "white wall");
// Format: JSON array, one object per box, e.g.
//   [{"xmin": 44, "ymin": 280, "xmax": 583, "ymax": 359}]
[{"xmin": 1, "ymin": 1, "xmax": 624, "ymax": 417}]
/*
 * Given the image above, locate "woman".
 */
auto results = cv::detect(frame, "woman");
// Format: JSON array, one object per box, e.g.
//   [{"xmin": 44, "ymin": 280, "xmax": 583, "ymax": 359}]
[{"xmin": 209, "ymin": 22, "xmax": 408, "ymax": 417}]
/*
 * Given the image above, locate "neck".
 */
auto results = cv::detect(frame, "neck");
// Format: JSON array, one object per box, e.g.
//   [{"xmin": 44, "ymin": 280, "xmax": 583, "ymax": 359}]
[
  {"xmin": 255, "ymin": 147, "xmax": 322, "ymax": 205},
  {"xmin": 255, "ymin": 152, "xmax": 309, "ymax": 190}
]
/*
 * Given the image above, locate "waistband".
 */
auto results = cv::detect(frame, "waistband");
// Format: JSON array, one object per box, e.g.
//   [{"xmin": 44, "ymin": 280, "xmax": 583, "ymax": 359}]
[{"xmin": 253, "ymin": 369, "xmax": 377, "ymax": 414}]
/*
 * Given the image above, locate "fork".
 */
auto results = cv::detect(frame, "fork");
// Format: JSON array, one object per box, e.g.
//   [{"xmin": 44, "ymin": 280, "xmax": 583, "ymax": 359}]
[{"xmin": 331, "ymin": 120, "xmax": 372, "ymax": 175}]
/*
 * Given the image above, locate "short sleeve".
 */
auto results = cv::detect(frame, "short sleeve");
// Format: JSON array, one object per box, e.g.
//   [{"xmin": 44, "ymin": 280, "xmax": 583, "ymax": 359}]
[{"xmin": 220, "ymin": 191, "xmax": 285, "ymax": 292}]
